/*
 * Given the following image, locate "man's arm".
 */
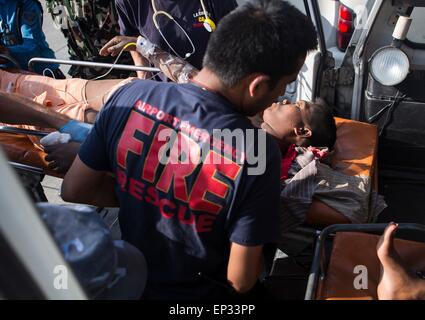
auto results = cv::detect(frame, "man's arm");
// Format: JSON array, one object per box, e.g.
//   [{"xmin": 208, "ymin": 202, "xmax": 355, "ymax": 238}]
[
  {"xmin": 226, "ymin": 135, "xmax": 282, "ymax": 294},
  {"xmin": 0, "ymin": 91, "xmax": 69, "ymax": 128},
  {"xmin": 227, "ymin": 243, "xmax": 263, "ymax": 293},
  {"xmin": 99, "ymin": 36, "xmax": 152, "ymax": 79},
  {"xmin": 62, "ymin": 155, "xmax": 118, "ymax": 207},
  {"xmin": 130, "ymin": 51, "xmax": 152, "ymax": 79}
]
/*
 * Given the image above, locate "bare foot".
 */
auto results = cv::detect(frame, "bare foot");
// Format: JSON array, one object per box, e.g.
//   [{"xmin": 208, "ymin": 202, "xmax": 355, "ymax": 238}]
[
  {"xmin": 44, "ymin": 142, "xmax": 81, "ymax": 174},
  {"xmin": 377, "ymin": 222, "xmax": 419, "ymax": 299}
]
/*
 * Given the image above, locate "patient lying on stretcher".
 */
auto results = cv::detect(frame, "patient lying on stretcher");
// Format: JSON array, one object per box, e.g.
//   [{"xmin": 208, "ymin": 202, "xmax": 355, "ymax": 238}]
[
  {"xmin": 0, "ymin": 37, "xmax": 333, "ymax": 173},
  {"xmin": 0, "ymin": 39, "xmax": 200, "ymax": 171},
  {"xmin": 1, "ymin": 36, "xmax": 385, "ymax": 224},
  {"xmin": 1, "ymin": 63, "xmax": 385, "ymax": 230},
  {"xmin": 0, "ymin": 67, "xmax": 335, "ymax": 173}
]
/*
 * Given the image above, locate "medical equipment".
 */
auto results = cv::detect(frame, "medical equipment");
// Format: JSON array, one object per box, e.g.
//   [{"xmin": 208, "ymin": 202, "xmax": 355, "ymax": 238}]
[
  {"xmin": 136, "ymin": 36, "xmax": 198, "ymax": 83},
  {"xmin": 40, "ymin": 131, "xmax": 71, "ymax": 147},
  {"xmin": 151, "ymin": 0, "xmax": 215, "ymax": 59}
]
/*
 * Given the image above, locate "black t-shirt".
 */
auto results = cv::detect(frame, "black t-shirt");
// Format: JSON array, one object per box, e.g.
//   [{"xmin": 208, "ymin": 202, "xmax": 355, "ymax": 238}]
[
  {"xmin": 79, "ymin": 79, "xmax": 281, "ymax": 299},
  {"xmin": 116, "ymin": 0, "xmax": 237, "ymax": 72}
]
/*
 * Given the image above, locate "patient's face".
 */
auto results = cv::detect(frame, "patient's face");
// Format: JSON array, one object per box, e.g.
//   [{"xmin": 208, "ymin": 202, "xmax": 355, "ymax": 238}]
[{"xmin": 261, "ymin": 100, "xmax": 308, "ymax": 146}]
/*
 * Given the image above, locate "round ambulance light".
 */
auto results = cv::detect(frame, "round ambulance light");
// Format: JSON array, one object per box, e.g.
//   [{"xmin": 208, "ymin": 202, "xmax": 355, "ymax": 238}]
[{"xmin": 370, "ymin": 46, "xmax": 410, "ymax": 86}]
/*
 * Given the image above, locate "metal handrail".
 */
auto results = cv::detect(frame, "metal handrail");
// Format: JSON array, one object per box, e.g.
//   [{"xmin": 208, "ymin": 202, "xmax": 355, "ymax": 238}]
[
  {"xmin": 304, "ymin": 223, "xmax": 425, "ymax": 300},
  {"xmin": 28, "ymin": 57, "xmax": 161, "ymax": 73},
  {"xmin": 9, "ymin": 161, "xmax": 44, "ymax": 175},
  {"xmin": 0, "ymin": 126, "xmax": 49, "ymax": 137}
]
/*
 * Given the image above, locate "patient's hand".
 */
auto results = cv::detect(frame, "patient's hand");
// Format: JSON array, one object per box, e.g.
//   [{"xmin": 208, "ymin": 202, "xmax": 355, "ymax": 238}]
[{"xmin": 44, "ymin": 142, "xmax": 80, "ymax": 174}]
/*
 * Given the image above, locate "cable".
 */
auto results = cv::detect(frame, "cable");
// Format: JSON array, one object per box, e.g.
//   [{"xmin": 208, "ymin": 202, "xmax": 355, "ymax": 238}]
[
  {"xmin": 123, "ymin": 42, "xmax": 137, "ymax": 51},
  {"xmin": 368, "ymin": 101, "xmax": 392, "ymax": 123},
  {"xmin": 377, "ymin": 91, "xmax": 406, "ymax": 137},
  {"xmin": 91, "ymin": 42, "xmax": 137, "ymax": 81},
  {"xmin": 42, "ymin": 68, "xmax": 57, "ymax": 79}
]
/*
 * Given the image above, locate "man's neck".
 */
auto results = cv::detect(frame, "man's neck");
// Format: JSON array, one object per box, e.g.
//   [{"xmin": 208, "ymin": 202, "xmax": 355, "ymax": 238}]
[{"xmin": 192, "ymin": 68, "xmax": 242, "ymax": 108}]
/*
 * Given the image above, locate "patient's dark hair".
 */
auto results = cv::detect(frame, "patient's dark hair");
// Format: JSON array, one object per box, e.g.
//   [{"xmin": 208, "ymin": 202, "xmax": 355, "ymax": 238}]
[
  {"xmin": 203, "ymin": 0, "xmax": 318, "ymax": 88},
  {"xmin": 304, "ymin": 98, "xmax": 337, "ymax": 149}
]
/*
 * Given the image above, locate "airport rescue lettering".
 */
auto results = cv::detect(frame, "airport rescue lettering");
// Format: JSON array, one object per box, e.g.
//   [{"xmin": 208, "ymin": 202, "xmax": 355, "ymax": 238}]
[{"xmin": 116, "ymin": 104, "xmax": 242, "ymax": 233}]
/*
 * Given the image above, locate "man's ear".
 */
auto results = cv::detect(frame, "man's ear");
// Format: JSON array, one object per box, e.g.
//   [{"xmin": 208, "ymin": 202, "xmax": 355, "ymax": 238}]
[
  {"xmin": 248, "ymin": 74, "xmax": 271, "ymax": 98},
  {"xmin": 294, "ymin": 127, "xmax": 312, "ymax": 138}
]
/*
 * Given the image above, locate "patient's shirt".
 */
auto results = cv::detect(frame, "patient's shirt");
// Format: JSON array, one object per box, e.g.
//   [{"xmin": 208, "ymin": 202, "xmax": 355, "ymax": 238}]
[{"xmin": 79, "ymin": 80, "xmax": 281, "ymax": 299}]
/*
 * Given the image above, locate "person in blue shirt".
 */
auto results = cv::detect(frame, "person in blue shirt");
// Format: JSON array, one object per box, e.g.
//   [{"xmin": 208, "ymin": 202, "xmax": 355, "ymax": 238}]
[
  {"xmin": 61, "ymin": 0, "xmax": 318, "ymax": 299},
  {"xmin": 0, "ymin": 0, "xmax": 64, "ymax": 77},
  {"xmin": 100, "ymin": 0, "xmax": 237, "ymax": 80}
]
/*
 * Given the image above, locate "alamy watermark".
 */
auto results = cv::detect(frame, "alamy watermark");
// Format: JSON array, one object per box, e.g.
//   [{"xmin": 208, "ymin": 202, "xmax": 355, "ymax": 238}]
[
  {"xmin": 53, "ymin": 265, "xmax": 68, "ymax": 290},
  {"xmin": 155, "ymin": 127, "xmax": 268, "ymax": 176}
]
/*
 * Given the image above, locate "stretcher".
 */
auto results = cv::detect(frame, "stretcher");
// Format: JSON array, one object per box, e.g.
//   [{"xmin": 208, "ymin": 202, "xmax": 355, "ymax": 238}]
[
  {"xmin": 0, "ymin": 126, "xmax": 50, "ymax": 201},
  {"xmin": 0, "ymin": 59, "xmax": 162, "ymax": 200},
  {"xmin": 305, "ymin": 223, "xmax": 425, "ymax": 300},
  {"xmin": 306, "ymin": 117, "xmax": 379, "ymax": 225},
  {"xmin": 277, "ymin": 117, "xmax": 379, "ymax": 259}
]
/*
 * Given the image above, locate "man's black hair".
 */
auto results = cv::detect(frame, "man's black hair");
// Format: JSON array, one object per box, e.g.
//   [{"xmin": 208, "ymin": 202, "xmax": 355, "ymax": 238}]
[
  {"xmin": 203, "ymin": 0, "xmax": 318, "ymax": 88},
  {"xmin": 305, "ymin": 98, "xmax": 337, "ymax": 149}
]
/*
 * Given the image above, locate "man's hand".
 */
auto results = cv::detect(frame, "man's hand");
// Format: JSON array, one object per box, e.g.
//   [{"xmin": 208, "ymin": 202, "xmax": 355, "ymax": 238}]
[
  {"xmin": 99, "ymin": 36, "xmax": 154, "ymax": 79},
  {"xmin": 377, "ymin": 222, "xmax": 425, "ymax": 300},
  {"xmin": 44, "ymin": 142, "xmax": 80, "ymax": 174},
  {"xmin": 99, "ymin": 36, "xmax": 138, "ymax": 57}
]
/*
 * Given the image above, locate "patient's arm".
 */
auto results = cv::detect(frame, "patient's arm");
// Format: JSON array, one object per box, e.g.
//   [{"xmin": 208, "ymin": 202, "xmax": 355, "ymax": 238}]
[{"xmin": 0, "ymin": 91, "xmax": 70, "ymax": 129}]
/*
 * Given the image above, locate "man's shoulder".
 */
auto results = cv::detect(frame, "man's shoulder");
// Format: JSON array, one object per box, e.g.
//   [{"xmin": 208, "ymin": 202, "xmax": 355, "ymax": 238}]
[
  {"xmin": 123, "ymin": 79, "xmax": 174, "ymax": 91},
  {"xmin": 213, "ymin": 0, "xmax": 238, "ymax": 8},
  {"xmin": 109, "ymin": 79, "xmax": 170, "ymax": 103},
  {"xmin": 212, "ymin": 0, "xmax": 238, "ymax": 17},
  {"xmin": 22, "ymin": 0, "xmax": 42, "ymax": 11},
  {"xmin": 115, "ymin": 0, "xmax": 138, "ymax": 9}
]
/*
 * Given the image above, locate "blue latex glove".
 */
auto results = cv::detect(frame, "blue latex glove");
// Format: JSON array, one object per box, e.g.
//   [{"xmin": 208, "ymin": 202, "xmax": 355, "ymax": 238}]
[{"xmin": 59, "ymin": 120, "xmax": 93, "ymax": 143}]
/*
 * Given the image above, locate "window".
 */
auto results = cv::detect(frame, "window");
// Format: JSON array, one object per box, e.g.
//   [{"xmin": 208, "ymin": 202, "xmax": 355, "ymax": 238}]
[{"xmin": 406, "ymin": 8, "xmax": 425, "ymax": 45}]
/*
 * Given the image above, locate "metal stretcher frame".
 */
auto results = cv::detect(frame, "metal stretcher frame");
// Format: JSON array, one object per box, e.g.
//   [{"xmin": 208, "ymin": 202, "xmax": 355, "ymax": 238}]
[
  {"xmin": 28, "ymin": 58, "xmax": 161, "ymax": 73},
  {"xmin": 0, "ymin": 125, "xmax": 48, "ymax": 171},
  {"xmin": 304, "ymin": 223, "xmax": 425, "ymax": 300},
  {"xmin": 0, "ymin": 126, "xmax": 48, "ymax": 137},
  {"xmin": 0, "ymin": 126, "xmax": 51, "ymax": 201}
]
